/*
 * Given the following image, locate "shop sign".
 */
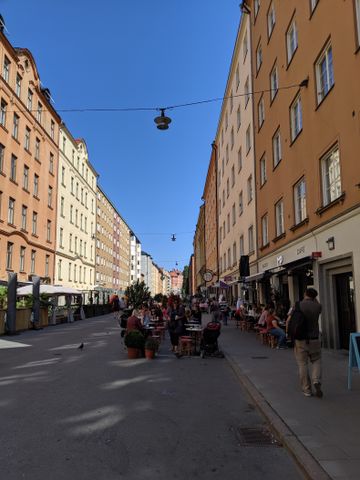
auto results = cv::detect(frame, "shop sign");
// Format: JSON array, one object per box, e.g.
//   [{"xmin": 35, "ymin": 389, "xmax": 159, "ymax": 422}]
[
  {"xmin": 224, "ymin": 275, "xmax": 233, "ymax": 282},
  {"xmin": 297, "ymin": 246, "xmax": 305, "ymax": 255},
  {"xmin": 276, "ymin": 255, "xmax": 284, "ymax": 266}
]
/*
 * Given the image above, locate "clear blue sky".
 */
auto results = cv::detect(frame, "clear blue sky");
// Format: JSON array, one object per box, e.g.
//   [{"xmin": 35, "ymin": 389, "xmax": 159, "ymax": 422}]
[{"xmin": 2, "ymin": 0, "xmax": 241, "ymax": 271}]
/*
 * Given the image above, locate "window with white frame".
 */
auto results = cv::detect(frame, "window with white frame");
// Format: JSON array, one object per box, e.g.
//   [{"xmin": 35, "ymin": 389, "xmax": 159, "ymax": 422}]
[
  {"xmin": 261, "ymin": 214, "xmax": 269, "ymax": 246},
  {"xmin": 237, "ymin": 105, "xmax": 241, "ymax": 130},
  {"xmin": 8, "ymin": 197, "xmax": 15, "ymax": 224},
  {"xmin": 30, "ymin": 250, "xmax": 36, "ymax": 274},
  {"xmin": 239, "ymin": 191, "xmax": 244, "ymax": 216},
  {"xmin": 248, "ymin": 225, "xmax": 254, "ymax": 253},
  {"xmin": 238, "ymin": 147, "xmax": 243, "ymax": 171},
  {"xmin": 316, "ymin": 43, "xmax": 334, "ymax": 103},
  {"xmin": 356, "ymin": 0, "xmax": 360, "ymax": 46},
  {"xmin": 272, "ymin": 128, "xmax": 282, "ymax": 167},
  {"xmin": 0, "ymin": 98, "xmax": 7, "ymax": 127},
  {"xmin": 286, "ymin": 19, "xmax": 298, "ymax": 63},
  {"xmin": 239, "ymin": 235, "xmax": 244, "ymax": 255},
  {"xmin": 3, "ymin": 56, "xmax": 10, "ymax": 82},
  {"xmin": 256, "ymin": 43, "xmax": 263, "ymax": 72},
  {"xmin": 12, "ymin": 113, "xmax": 19, "ymax": 139},
  {"xmin": 260, "ymin": 155, "xmax": 267, "ymax": 186},
  {"xmin": 20, "ymin": 246, "xmax": 26, "ymax": 272},
  {"xmin": 275, "ymin": 199, "xmax": 285, "ymax": 236},
  {"xmin": 310, "ymin": 0, "xmax": 319, "ymax": 13},
  {"xmin": 246, "ymin": 125, "xmax": 251, "ymax": 153},
  {"xmin": 16, "ymin": 74, "xmax": 22, "ymax": 97},
  {"xmin": 293, "ymin": 177, "xmax": 307, "ymax": 224},
  {"xmin": 270, "ymin": 65, "xmax": 278, "ymax": 101},
  {"xmin": 27, "ymin": 89, "xmax": 33, "ymax": 111},
  {"xmin": 247, "ymin": 175, "xmax": 253, "ymax": 203},
  {"xmin": 258, "ymin": 96, "xmax": 265, "ymax": 128},
  {"xmin": 290, "ymin": 94, "xmax": 302, "ymax": 141},
  {"xmin": 6, "ymin": 242, "xmax": 13, "ymax": 269},
  {"xmin": 244, "ymin": 77, "xmax": 250, "ymax": 106},
  {"xmin": 21, "ymin": 205, "xmax": 27, "ymax": 230},
  {"xmin": 267, "ymin": 2, "xmax": 276, "ymax": 38},
  {"xmin": 254, "ymin": 0, "xmax": 260, "ymax": 17},
  {"xmin": 321, "ymin": 145, "xmax": 342, "ymax": 206},
  {"xmin": 25, "ymin": 127, "xmax": 30, "ymax": 151}
]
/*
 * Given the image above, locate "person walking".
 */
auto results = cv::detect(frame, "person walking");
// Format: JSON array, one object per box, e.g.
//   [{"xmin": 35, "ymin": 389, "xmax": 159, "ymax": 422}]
[{"xmin": 287, "ymin": 287, "xmax": 323, "ymax": 398}]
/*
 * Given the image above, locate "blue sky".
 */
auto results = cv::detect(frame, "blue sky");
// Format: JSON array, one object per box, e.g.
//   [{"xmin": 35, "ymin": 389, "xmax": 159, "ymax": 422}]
[{"xmin": 2, "ymin": 0, "xmax": 241, "ymax": 271}]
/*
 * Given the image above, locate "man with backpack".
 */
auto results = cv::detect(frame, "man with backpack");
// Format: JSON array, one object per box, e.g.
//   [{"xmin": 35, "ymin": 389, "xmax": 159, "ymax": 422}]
[{"xmin": 287, "ymin": 287, "xmax": 323, "ymax": 398}]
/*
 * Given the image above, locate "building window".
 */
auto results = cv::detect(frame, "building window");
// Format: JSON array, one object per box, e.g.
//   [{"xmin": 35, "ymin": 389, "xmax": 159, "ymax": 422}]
[
  {"xmin": 310, "ymin": 0, "xmax": 319, "ymax": 13},
  {"xmin": 232, "ymin": 203, "xmax": 236, "ymax": 225},
  {"xmin": 6, "ymin": 242, "xmax": 13, "ymax": 269},
  {"xmin": 8, "ymin": 197, "xmax": 15, "ymax": 224},
  {"xmin": 49, "ymin": 153, "xmax": 54, "ymax": 174},
  {"xmin": 272, "ymin": 128, "xmax": 282, "ymax": 167},
  {"xmin": 10, "ymin": 155, "xmax": 17, "ymax": 181},
  {"xmin": 61, "ymin": 166, "xmax": 65, "ymax": 186},
  {"xmin": 21, "ymin": 205, "xmax": 27, "ymax": 230},
  {"xmin": 37, "ymin": 102, "xmax": 42, "ymax": 124},
  {"xmin": 256, "ymin": 42, "xmax": 263, "ymax": 72},
  {"xmin": 267, "ymin": 2, "xmax": 276, "ymax": 38},
  {"xmin": 58, "ymin": 260, "xmax": 62, "ymax": 281},
  {"xmin": 0, "ymin": 98, "xmax": 7, "ymax": 127},
  {"xmin": 238, "ymin": 147, "xmax": 243, "ymax": 171},
  {"xmin": 71, "ymin": 177, "xmax": 74, "ymax": 194},
  {"xmin": 321, "ymin": 145, "xmax": 341, "ymax": 206},
  {"xmin": 261, "ymin": 214, "xmax": 269, "ymax": 246},
  {"xmin": 16, "ymin": 74, "xmax": 22, "ymax": 97},
  {"xmin": 35, "ymin": 138, "xmax": 40, "ymax": 161},
  {"xmin": 227, "ymin": 248, "xmax": 231, "ymax": 268},
  {"xmin": 226, "ymin": 145, "xmax": 229, "ymax": 164},
  {"xmin": 47, "ymin": 220, "xmax": 51, "ymax": 242},
  {"xmin": 286, "ymin": 19, "xmax": 298, "ymax": 63},
  {"xmin": 25, "ymin": 127, "xmax": 31, "ymax": 151},
  {"xmin": 225, "ymin": 111, "xmax": 228, "ymax": 131},
  {"xmin": 239, "ymin": 191, "xmax": 243, "ymax": 215},
  {"xmin": 236, "ymin": 64, "xmax": 240, "ymax": 90},
  {"xmin": 226, "ymin": 178, "xmax": 230, "ymax": 198},
  {"xmin": 270, "ymin": 65, "xmax": 278, "ymax": 101},
  {"xmin": 230, "ymin": 127, "xmax": 234, "ymax": 149},
  {"xmin": 19, "ymin": 246, "xmax": 26, "ymax": 272},
  {"xmin": 356, "ymin": 0, "xmax": 360, "ymax": 46},
  {"xmin": 60, "ymin": 196, "xmax": 64, "ymax": 217},
  {"xmin": 45, "ymin": 255, "xmax": 50, "ymax": 278},
  {"xmin": 237, "ymin": 105, "xmax": 241, "ymax": 130},
  {"xmin": 27, "ymin": 89, "xmax": 33, "ymax": 111},
  {"xmin": 244, "ymin": 77, "xmax": 250, "ymax": 106},
  {"xmin": 233, "ymin": 242, "xmax": 237, "ymax": 266},
  {"xmin": 258, "ymin": 96, "xmax": 265, "ymax": 128},
  {"xmin": 12, "ymin": 114, "xmax": 19, "ymax": 140},
  {"xmin": 34, "ymin": 174, "xmax": 39, "ymax": 197},
  {"xmin": 32, "ymin": 212, "xmax": 37, "ymax": 235},
  {"xmin": 50, "ymin": 120, "xmax": 55, "ymax": 140},
  {"xmin": 48, "ymin": 186, "xmax": 53, "ymax": 207},
  {"xmin": 294, "ymin": 177, "xmax": 307, "ymax": 224},
  {"xmin": 30, "ymin": 250, "xmax": 36, "ymax": 274},
  {"xmin": 60, "ymin": 227, "xmax": 63, "ymax": 248},
  {"xmin": 243, "ymin": 31, "xmax": 248, "ymax": 60},
  {"xmin": 260, "ymin": 155, "xmax": 267, "ymax": 186},
  {"xmin": 290, "ymin": 94, "xmax": 302, "ymax": 141},
  {"xmin": 0, "ymin": 143, "xmax": 4, "ymax": 172},
  {"xmin": 275, "ymin": 199, "xmax": 285, "ymax": 236},
  {"xmin": 254, "ymin": 0, "xmax": 260, "ymax": 18},
  {"xmin": 246, "ymin": 125, "xmax": 251, "ymax": 153},
  {"xmin": 248, "ymin": 225, "xmax": 254, "ymax": 254},
  {"xmin": 231, "ymin": 165, "xmax": 235, "ymax": 187},
  {"xmin": 62, "ymin": 136, "xmax": 66, "ymax": 152},
  {"xmin": 240, "ymin": 235, "xmax": 244, "ymax": 256},
  {"xmin": 3, "ymin": 56, "xmax": 10, "ymax": 82},
  {"xmin": 247, "ymin": 175, "xmax": 253, "ymax": 203},
  {"xmin": 316, "ymin": 43, "xmax": 334, "ymax": 104}
]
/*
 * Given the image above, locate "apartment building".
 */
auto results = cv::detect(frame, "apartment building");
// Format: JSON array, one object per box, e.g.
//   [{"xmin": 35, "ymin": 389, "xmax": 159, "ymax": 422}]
[
  {"xmin": 170, "ymin": 269, "xmax": 183, "ymax": 295},
  {"xmin": 95, "ymin": 186, "xmax": 115, "ymax": 290},
  {"xmin": 141, "ymin": 251, "xmax": 154, "ymax": 295},
  {"xmin": 55, "ymin": 126, "xmax": 97, "ymax": 291},
  {"xmin": 248, "ymin": 0, "xmax": 360, "ymax": 348},
  {"xmin": 215, "ymin": 11, "xmax": 257, "ymax": 302},
  {"xmin": 193, "ymin": 204, "xmax": 205, "ymax": 292},
  {"xmin": 130, "ymin": 233, "xmax": 141, "ymax": 284},
  {"xmin": 0, "ymin": 30, "xmax": 61, "ymax": 284},
  {"xmin": 117, "ymin": 214, "xmax": 130, "ymax": 293}
]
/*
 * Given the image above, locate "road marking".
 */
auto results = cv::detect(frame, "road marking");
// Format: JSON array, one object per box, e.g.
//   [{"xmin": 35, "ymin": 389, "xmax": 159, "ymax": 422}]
[{"xmin": 0, "ymin": 339, "xmax": 31, "ymax": 349}]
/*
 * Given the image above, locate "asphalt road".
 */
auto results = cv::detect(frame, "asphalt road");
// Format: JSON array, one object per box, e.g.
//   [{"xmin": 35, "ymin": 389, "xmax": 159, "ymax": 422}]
[{"xmin": 0, "ymin": 316, "xmax": 304, "ymax": 480}]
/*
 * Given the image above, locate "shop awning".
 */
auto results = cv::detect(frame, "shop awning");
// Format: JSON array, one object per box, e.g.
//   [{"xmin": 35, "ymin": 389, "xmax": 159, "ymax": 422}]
[{"xmin": 244, "ymin": 272, "xmax": 266, "ymax": 283}]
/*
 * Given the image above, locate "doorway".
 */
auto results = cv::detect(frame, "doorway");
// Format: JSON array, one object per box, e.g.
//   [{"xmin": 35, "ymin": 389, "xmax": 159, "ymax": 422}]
[{"xmin": 335, "ymin": 273, "xmax": 356, "ymax": 350}]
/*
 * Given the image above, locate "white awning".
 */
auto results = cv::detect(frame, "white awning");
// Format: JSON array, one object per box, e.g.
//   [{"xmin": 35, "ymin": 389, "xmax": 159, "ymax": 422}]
[
  {"xmin": 17, "ymin": 285, "xmax": 82, "ymax": 296},
  {"xmin": 244, "ymin": 272, "xmax": 265, "ymax": 283}
]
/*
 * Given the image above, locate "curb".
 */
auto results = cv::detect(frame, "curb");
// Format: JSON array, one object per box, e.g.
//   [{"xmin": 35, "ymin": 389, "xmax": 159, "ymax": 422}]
[{"xmin": 225, "ymin": 352, "xmax": 332, "ymax": 480}]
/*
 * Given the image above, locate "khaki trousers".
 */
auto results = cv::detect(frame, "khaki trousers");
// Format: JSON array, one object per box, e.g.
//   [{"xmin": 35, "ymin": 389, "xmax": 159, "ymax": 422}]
[{"xmin": 294, "ymin": 339, "xmax": 322, "ymax": 394}]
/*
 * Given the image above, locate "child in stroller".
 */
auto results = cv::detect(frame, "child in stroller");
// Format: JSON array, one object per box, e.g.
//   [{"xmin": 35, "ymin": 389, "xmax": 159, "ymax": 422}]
[{"xmin": 200, "ymin": 321, "xmax": 225, "ymax": 358}]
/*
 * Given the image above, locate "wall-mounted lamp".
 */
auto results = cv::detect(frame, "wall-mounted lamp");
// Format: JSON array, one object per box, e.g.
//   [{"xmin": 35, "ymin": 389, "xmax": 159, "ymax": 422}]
[
  {"xmin": 299, "ymin": 77, "xmax": 309, "ymax": 88},
  {"xmin": 154, "ymin": 109, "xmax": 172, "ymax": 130},
  {"xmin": 326, "ymin": 236, "xmax": 335, "ymax": 250}
]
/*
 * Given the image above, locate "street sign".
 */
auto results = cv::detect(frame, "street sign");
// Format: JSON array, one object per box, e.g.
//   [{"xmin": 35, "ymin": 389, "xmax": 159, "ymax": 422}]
[{"xmin": 348, "ymin": 333, "xmax": 360, "ymax": 390}]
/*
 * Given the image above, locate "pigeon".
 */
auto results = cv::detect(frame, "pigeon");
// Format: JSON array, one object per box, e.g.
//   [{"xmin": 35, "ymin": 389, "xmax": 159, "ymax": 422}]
[{"xmin": 78, "ymin": 342, "xmax": 84, "ymax": 350}]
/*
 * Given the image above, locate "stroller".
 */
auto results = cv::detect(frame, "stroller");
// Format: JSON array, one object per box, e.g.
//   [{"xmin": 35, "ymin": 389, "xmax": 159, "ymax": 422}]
[{"xmin": 200, "ymin": 321, "xmax": 224, "ymax": 358}]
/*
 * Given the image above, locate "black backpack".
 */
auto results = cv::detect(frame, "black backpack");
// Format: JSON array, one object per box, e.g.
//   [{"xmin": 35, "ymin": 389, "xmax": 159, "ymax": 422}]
[{"xmin": 287, "ymin": 302, "xmax": 308, "ymax": 340}]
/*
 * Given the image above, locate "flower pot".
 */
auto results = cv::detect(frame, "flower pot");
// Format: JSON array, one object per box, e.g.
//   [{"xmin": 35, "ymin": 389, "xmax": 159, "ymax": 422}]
[
  {"xmin": 145, "ymin": 349, "xmax": 155, "ymax": 360},
  {"xmin": 127, "ymin": 347, "xmax": 140, "ymax": 359}
]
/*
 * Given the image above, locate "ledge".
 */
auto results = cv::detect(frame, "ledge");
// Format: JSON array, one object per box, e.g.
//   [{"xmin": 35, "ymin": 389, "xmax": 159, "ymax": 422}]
[
  {"xmin": 22, "ymin": 187, "xmax": 30, "ymax": 194},
  {"xmin": 315, "ymin": 192, "xmax": 345, "ymax": 216},
  {"xmin": 259, "ymin": 243, "xmax": 270, "ymax": 251},
  {"xmin": 290, "ymin": 217, "xmax": 309, "ymax": 232},
  {"xmin": 272, "ymin": 232, "xmax": 286, "ymax": 243},
  {"xmin": 12, "ymin": 136, "xmax": 20, "ymax": 145},
  {"xmin": 33, "ymin": 195, "xmax": 40, "ymax": 201}
]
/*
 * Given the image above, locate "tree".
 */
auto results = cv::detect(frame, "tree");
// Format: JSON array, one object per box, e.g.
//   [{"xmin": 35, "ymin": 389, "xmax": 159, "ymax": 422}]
[
  {"xmin": 182, "ymin": 265, "xmax": 189, "ymax": 296},
  {"xmin": 125, "ymin": 281, "xmax": 151, "ymax": 308}
]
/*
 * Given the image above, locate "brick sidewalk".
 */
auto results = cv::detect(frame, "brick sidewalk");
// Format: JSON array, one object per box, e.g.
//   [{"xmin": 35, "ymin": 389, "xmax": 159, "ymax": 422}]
[{"xmin": 218, "ymin": 319, "xmax": 360, "ymax": 480}]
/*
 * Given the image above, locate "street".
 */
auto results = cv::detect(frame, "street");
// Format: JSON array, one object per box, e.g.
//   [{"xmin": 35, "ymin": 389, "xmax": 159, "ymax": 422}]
[{"xmin": 0, "ymin": 315, "xmax": 304, "ymax": 480}]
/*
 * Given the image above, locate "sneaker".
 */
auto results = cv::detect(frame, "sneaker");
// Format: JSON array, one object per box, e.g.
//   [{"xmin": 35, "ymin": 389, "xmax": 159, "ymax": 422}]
[
  {"xmin": 276, "ymin": 345, "xmax": 287, "ymax": 349},
  {"xmin": 313, "ymin": 382, "xmax": 323, "ymax": 398},
  {"xmin": 303, "ymin": 391, "xmax": 312, "ymax": 397}
]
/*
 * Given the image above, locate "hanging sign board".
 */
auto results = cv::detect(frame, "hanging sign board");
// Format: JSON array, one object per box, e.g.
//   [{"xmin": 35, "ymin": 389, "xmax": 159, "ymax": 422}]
[{"xmin": 347, "ymin": 333, "xmax": 360, "ymax": 390}]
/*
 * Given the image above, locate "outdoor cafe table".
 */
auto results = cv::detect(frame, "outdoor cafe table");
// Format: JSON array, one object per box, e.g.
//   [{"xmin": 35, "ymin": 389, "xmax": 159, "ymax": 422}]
[{"xmin": 186, "ymin": 326, "xmax": 203, "ymax": 355}]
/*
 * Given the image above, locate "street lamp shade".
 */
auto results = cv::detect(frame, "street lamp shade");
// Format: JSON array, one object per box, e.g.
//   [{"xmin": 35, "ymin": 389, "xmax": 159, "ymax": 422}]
[{"xmin": 154, "ymin": 109, "xmax": 172, "ymax": 130}]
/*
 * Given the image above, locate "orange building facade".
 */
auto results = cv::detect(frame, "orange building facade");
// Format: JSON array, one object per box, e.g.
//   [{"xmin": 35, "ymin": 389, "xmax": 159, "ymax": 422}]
[{"xmin": 0, "ymin": 33, "xmax": 61, "ymax": 284}]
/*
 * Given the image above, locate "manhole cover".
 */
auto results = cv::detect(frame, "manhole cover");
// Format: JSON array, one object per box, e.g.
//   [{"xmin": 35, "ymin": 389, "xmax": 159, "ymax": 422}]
[
  {"xmin": 236, "ymin": 427, "xmax": 281, "ymax": 447},
  {"xmin": 251, "ymin": 356, "xmax": 269, "ymax": 359}
]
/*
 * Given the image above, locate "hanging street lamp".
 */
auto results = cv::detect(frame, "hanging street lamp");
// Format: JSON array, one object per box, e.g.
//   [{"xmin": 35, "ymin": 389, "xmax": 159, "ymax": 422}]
[{"xmin": 154, "ymin": 109, "xmax": 172, "ymax": 130}]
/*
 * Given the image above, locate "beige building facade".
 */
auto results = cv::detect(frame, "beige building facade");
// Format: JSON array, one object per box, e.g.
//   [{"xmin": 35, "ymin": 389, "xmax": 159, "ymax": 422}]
[
  {"xmin": 0, "ymin": 35, "xmax": 61, "ymax": 284},
  {"xmin": 55, "ymin": 126, "xmax": 97, "ymax": 291},
  {"xmin": 96, "ymin": 186, "xmax": 115, "ymax": 291}
]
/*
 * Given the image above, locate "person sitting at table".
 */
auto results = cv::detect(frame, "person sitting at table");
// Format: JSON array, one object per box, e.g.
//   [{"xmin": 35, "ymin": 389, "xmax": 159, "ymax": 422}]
[
  {"xmin": 266, "ymin": 307, "xmax": 287, "ymax": 349},
  {"xmin": 168, "ymin": 313, "xmax": 184, "ymax": 353},
  {"xmin": 256, "ymin": 304, "xmax": 269, "ymax": 330},
  {"xmin": 141, "ymin": 306, "xmax": 151, "ymax": 327},
  {"xmin": 191, "ymin": 304, "xmax": 202, "ymax": 324},
  {"xmin": 126, "ymin": 309, "xmax": 144, "ymax": 333}
]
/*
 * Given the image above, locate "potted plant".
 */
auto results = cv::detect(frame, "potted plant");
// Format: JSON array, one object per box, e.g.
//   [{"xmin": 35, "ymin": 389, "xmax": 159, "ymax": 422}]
[
  {"xmin": 144, "ymin": 336, "xmax": 159, "ymax": 359},
  {"xmin": 124, "ymin": 331, "xmax": 145, "ymax": 359}
]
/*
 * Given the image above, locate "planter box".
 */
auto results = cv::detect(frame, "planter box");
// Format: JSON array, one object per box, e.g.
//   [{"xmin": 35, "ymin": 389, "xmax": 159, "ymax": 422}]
[
  {"xmin": 40, "ymin": 308, "xmax": 49, "ymax": 327},
  {"xmin": 16, "ymin": 308, "xmax": 32, "ymax": 332},
  {"xmin": 0, "ymin": 310, "xmax": 5, "ymax": 335}
]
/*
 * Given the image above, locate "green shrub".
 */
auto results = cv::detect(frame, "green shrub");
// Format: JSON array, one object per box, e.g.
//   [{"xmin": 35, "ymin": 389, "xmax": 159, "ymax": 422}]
[
  {"xmin": 145, "ymin": 337, "xmax": 159, "ymax": 351},
  {"xmin": 124, "ymin": 331, "xmax": 145, "ymax": 349}
]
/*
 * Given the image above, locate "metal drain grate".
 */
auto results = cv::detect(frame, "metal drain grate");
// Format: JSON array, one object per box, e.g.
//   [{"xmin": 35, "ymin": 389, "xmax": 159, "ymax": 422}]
[{"xmin": 236, "ymin": 426, "xmax": 282, "ymax": 447}]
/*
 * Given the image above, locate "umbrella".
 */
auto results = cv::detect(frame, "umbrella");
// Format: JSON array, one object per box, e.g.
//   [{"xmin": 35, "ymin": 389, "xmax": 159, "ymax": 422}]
[{"xmin": 17, "ymin": 285, "xmax": 82, "ymax": 296}]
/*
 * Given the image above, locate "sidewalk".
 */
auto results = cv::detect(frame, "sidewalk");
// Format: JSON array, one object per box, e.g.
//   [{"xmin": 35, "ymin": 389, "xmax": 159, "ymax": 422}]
[{"xmin": 217, "ymin": 319, "xmax": 360, "ymax": 480}]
